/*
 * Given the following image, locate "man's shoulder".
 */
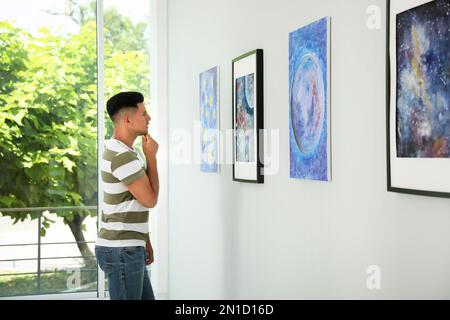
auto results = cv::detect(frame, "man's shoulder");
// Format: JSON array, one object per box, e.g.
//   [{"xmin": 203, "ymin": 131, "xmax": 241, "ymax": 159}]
[
  {"xmin": 105, "ymin": 140, "xmax": 137, "ymax": 156},
  {"xmin": 103, "ymin": 140, "xmax": 124, "ymax": 162}
]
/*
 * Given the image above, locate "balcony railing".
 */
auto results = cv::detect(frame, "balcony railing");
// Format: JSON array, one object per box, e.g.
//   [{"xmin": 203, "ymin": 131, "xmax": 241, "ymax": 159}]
[{"xmin": 0, "ymin": 207, "xmax": 98, "ymax": 297}]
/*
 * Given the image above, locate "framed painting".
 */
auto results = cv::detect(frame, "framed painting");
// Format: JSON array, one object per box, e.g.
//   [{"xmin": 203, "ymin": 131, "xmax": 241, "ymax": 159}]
[
  {"xmin": 387, "ymin": 0, "xmax": 450, "ymax": 198},
  {"xmin": 289, "ymin": 17, "xmax": 331, "ymax": 181},
  {"xmin": 199, "ymin": 66, "xmax": 220, "ymax": 173},
  {"xmin": 232, "ymin": 49, "xmax": 264, "ymax": 183}
]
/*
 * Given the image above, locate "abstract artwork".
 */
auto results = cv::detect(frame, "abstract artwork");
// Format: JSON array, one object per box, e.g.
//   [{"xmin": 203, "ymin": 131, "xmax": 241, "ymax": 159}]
[
  {"xmin": 396, "ymin": 0, "xmax": 450, "ymax": 158},
  {"xmin": 387, "ymin": 0, "xmax": 450, "ymax": 197},
  {"xmin": 289, "ymin": 17, "xmax": 331, "ymax": 181},
  {"xmin": 232, "ymin": 49, "xmax": 264, "ymax": 183},
  {"xmin": 236, "ymin": 74, "xmax": 255, "ymax": 163},
  {"xmin": 200, "ymin": 66, "xmax": 219, "ymax": 173}
]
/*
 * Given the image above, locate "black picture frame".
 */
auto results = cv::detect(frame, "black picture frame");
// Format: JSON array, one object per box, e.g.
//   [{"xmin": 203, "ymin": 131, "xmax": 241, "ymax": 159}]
[
  {"xmin": 386, "ymin": 0, "xmax": 450, "ymax": 198},
  {"xmin": 232, "ymin": 49, "xmax": 264, "ymax": 184}
]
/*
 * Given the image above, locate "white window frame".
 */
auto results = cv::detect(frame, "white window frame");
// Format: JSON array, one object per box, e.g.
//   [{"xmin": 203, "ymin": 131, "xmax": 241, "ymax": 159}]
[
  {"xmin": 96, "ymin": 0, "xmax": 106, "ymax": 299},
  {"xmin": 149, "ymin": 0, "xmax": 169, "ymax": 300}
]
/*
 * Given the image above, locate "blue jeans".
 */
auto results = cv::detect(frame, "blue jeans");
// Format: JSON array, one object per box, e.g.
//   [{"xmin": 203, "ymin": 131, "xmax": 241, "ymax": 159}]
[{"xmin": 95, "ymin": 246, "xmax": 155, "ymax": 300}]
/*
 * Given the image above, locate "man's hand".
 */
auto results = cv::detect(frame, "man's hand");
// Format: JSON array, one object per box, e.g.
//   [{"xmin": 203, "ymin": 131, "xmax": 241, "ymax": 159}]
[
  {"xmin": 145, "ymin": 239, "xmax": 154, "ymax": 265},
  {"xmin": 142, "ymin": 134, "xmax": 159, "ymax": 159},
  {"xmin": 137, "ymin": 134, "xmax": 160, "ymax": 208}
]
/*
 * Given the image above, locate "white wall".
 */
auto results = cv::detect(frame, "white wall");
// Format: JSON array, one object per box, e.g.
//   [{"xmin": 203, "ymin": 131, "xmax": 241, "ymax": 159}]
[{"xmin": 167, "ymin": 0, "xmax": 450, "ymax": 299}]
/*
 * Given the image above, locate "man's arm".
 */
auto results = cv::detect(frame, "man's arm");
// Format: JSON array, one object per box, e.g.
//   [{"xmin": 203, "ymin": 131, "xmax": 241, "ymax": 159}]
[
  {"xmin": 145, "ymin": 236, "xmax": 154, "ymax": 265},
  {"xmin": 143, "ymin": 134, "xmax": 159, "ymax": 204},
  {"xmin": 127, "ymin": 134, "xmax": 159, "ymax": 208},
  {"xmin": 146, "ymin": 153, "xmax": 159, "ymax": 204},
  {"xmin": 128, "ymin": 175, "xmax": 157, "ymax": 208}
]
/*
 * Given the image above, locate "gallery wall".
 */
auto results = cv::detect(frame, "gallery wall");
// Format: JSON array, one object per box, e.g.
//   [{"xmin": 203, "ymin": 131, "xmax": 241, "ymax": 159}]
[{"xmin": 167, "ymin": 0, "xmax": 450, "ymax": 299}]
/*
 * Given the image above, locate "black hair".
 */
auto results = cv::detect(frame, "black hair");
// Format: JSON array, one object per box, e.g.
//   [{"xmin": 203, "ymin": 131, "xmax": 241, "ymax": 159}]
[{"xmin": 106, "ymin": 91, "xmax": 144, "ymax": 121}]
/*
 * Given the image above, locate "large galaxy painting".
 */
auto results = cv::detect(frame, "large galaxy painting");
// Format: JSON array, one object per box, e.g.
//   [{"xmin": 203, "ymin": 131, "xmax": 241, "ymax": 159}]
[
  {"xmin": 396, "ymin": 0, "xmax": 450, "ymax": 158},
  {"xmin": 289, "ymin": 17, "xmax": 330, "ymax": 181}
]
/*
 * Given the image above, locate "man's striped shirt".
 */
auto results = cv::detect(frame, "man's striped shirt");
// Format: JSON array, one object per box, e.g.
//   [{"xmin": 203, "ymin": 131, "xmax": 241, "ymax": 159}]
[{"xmin": 96, "ymin": 139, "xmax": 149, "ymax": 247}]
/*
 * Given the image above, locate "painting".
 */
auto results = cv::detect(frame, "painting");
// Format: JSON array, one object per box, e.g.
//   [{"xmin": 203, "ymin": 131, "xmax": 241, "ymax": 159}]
[
  {"xmin": 199, "ymin": 66, "xmax": 219, "ymax": 173},
  {"xmin": 289, "ymin": 17, "xmax": 331, "ymax": 181},
  {"xmin": 387, "ymin": 0, "xmax": 450, "ymax": 197},
  {"xmin": 232, "ymin": 49, "xmax": 264, "ymax": 183},
  {"xmin": 236, "ymin": 73, "xmax": 255, "ymax": 163}
]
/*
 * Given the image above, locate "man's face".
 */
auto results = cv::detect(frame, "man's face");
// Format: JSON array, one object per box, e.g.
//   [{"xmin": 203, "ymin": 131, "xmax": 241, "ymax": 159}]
[{"xmin": 129, "ymin": 102, "xmax": 151, "ymax": 135}]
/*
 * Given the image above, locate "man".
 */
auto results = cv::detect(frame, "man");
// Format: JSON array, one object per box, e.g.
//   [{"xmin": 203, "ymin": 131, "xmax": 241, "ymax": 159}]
[{"xmin": 95, "ymin": 91, "xmax": 159, "ymax": 300}]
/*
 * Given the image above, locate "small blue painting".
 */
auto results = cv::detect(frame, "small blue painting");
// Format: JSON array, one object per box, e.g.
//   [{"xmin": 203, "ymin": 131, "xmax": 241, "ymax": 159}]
[
  {"xmin": 289, "ymin": 17, "xmax": 330, "ymax": 181},
  {"xmin": 200, "ymin": 66, "xmax": 219, "ymax": 172}
]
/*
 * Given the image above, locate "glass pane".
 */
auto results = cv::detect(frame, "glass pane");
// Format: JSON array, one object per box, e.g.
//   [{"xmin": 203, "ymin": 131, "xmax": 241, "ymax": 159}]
[
  {"xmin": 104, "ymin": 0, "xmax": 151, "ymax": 139},
  {"xmin": 40, "ymin": 212, "xmax": 97, "ymax": 247},
  {"xmin": 0, "ymin": 216, "xmax": 39, "ymax": 297},
  {"xmin": 40, "ymin": 213, "xmax": 96, "ymax": 277},
  {"xmin": 102, "ymin": 0, "xmax": 151, "ymax": 297},
  {"xmin": 0, "ymin": 274, "xmax": 39, "ymax": 297},
  {"xmin": 0, "ymin": 216, "xmax": 38, "ymax": 260},
  {"xmin": 38, "ymin": 264, "xmax": 97, "ymax": 294},
  {"xmin": 0, "ymin": 0, "xmax": 98, "ymax": 297}
]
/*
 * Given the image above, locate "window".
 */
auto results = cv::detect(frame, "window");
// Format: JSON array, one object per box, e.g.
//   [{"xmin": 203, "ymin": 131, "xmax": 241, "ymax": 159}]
[
  {"xmin": 101, "ymin": 0, "xmax": 152, "ymax": 297},
  {"xmin": 104, "ymin": 0, "xmax": 151, "ymax": 138},
  {"xmin": 0, "ymin": 0, "xmax": 98, "ymax": 297},
  {"xmin": 0, "ymin": 0, "xmax": 158, "ymax": 298}
]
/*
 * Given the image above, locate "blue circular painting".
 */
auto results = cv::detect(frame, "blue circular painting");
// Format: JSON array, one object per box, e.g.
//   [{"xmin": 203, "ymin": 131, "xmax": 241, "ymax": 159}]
[{"xmin": 290, "ymin": 53, "xmax": 325, "ymax": 157}]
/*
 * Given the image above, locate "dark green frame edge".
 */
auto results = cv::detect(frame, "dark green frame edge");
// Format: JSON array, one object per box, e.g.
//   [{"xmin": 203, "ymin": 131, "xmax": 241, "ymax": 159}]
[
  {"xmin": 386, "ymin": 0, "xmax": 450, "ymax": 199},
  {"xmin": 232, "ymin": 49, "xmax": 264, "ymax": 184}
]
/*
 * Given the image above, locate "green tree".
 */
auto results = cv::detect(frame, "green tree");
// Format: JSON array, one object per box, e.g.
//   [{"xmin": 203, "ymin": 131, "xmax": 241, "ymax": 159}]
[{"xmin": 0, "ymin": 0, "xmax": 150, "ymax": 271}]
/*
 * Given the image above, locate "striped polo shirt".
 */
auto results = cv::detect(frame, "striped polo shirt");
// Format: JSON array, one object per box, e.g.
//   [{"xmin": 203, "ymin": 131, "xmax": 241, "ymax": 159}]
[{"xmin": 96, "ymin": 138, "xmax": 149, "ymax": 247}]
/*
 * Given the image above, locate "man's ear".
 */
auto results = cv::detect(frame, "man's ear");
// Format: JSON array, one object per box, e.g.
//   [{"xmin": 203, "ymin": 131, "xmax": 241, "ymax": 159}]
[{"xmin": 123, "ymin": 113, "xmax": 131, "ymax": 124}]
